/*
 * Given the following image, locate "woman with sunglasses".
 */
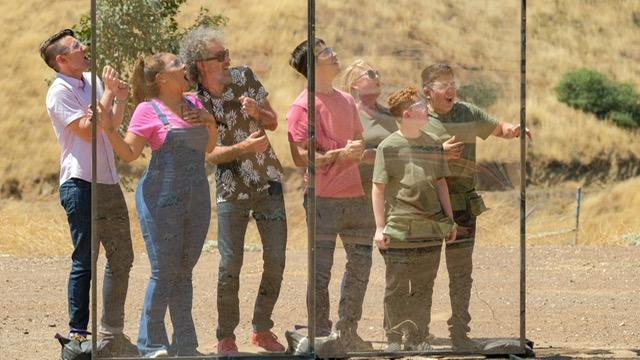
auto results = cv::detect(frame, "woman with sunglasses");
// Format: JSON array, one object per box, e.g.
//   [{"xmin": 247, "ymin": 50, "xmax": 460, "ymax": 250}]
[
  {"xmin": 99, "ymin": 52, "xmax": 217, "ymax": 358},
  {"xmin": 342, "ymin": 60, "xmax": 398, "ymax": 246}
]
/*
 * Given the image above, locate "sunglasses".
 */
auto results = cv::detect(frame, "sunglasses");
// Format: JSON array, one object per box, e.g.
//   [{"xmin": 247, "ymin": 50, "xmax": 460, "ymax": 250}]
[
  {"xmin": 201, "ymin": 48, "xmax": 229, "ymax": 62},
  {"xmin": 163, "ymin": 57, "xmax": 184, "ymax": 71},
  {"xmin": 357, "ymin": 69, "xmax": 380, "ymax": 80}
]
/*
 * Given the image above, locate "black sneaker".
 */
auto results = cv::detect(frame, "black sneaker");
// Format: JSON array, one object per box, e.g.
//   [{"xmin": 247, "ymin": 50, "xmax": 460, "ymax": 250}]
[
  {"xmin": 451, "ymin": 334, "xmax": 483, "ymax": 352},
  {"xmin": 338, "ymin": 330, "xmax": 373, "ymax": 352},
  {"xmin": 98, "ymin": 333, "xmax": 139, "ymax": 357}
]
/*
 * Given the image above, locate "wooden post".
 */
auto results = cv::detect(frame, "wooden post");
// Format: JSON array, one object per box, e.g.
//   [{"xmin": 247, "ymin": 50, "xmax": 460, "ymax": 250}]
[{"xmin": 573, "ymin": 187, "xmax": 582, "ymax": 245}]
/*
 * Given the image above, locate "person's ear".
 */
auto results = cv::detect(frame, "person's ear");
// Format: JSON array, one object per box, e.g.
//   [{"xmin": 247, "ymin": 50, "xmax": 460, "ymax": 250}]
[{"xmin": 55, "ymin": 54, "xmax": 67, "ymax": 67}]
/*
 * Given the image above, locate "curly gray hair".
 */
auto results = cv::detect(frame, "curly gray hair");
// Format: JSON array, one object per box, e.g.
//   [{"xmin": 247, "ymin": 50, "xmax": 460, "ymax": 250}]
[{"xmin": 179, "ymin": 26, "xmax": 225, "ymax": 84}]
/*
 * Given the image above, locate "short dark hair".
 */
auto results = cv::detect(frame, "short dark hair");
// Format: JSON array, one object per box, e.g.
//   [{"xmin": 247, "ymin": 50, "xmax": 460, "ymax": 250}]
[
  {"xmin": 421, "ymin": 63, "xmax": 454, "ymax": 88},
  {"xmin": 40, "ymin": 29, "xmax": 75, "ymax": 71},
  {"xmin": 289, "ymin": 38, "xmax": 325, "ymax": 78}
]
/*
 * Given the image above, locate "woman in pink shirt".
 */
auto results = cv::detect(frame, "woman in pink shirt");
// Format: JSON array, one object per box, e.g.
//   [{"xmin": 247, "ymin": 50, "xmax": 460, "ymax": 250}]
[{"xmin": 99, "ymin": 52, "xmax": 216, "ymax": 357}]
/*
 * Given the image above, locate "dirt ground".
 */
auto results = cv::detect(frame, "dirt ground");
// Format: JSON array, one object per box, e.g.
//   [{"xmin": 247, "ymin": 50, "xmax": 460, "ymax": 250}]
[{"xmin": 1, "ymin": 245, "xmax": 639, "ymax": 359}]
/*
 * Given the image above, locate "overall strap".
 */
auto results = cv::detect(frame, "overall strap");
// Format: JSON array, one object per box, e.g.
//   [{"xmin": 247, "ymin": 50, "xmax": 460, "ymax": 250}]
[{"xmin": 149, "ymin": 100, "xmax": 170, "ymax": 126}]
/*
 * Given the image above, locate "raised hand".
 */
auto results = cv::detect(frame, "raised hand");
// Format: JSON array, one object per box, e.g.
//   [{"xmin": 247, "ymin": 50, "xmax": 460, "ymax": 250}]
[
  {"xmin": 239, "ymin": 96, "xmax": 260, "ymax": 119},
  {"xmin": 443, "ymin": 135, "xmax": 464, "ymax": 160}
]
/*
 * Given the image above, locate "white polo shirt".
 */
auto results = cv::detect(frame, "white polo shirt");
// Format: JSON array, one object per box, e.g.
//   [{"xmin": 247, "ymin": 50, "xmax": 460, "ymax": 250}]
[{"xmin": 46, "ymin": 72, "xmax": 119, "ymax": 185}]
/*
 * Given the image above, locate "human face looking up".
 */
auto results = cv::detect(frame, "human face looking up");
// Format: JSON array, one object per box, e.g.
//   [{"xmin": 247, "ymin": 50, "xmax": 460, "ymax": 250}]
[
  {"xmin": 197, "ymin": 40, "xmax": 232, "ymax": 88},
  {"xmin": 424, "ymin": 73, "xmax": 457, "ymax": 115},
  {"xmin": 57, "ymin": 36, "xmax": 90, "ymax": 75},
  {"xmin": 157, "ymin": 53, "xmax": 190, "ymax": 93},
  {"xmin": 352, "ymin": 66, "xmax": 381, "ymax": 103},
  {"xmin": 314, "ymin": 43, "xmax": 340, "ymax": 82}
]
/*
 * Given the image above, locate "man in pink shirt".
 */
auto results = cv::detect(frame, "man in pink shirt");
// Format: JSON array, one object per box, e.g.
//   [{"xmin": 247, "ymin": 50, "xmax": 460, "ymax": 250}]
[{"xmin": 287, "ymin": 38, "xmax": 373, "ymax": 352}]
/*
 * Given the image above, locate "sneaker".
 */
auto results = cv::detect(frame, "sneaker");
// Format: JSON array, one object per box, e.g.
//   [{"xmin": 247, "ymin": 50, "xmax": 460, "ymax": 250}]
[
  {"xmin": 451, "ymin": 334, "xmax": 483, "ymax": 352},
  {"xmin": 217, "ymin": 337, "xmax": 239, "ymax": 355},
  {"xmin": 338, "ymin": 330, "xmax": 373, "ymax": 352},
  {"xmin": 251, "ymin": 330, "xmax": 286, "ymax": 352},
  {"xmin": 385, "ymin": 342, "xmax": 402, "ymax": 352},
  {"xmin": 405, "ymin": 341, "xmax": 433, "ymax": 351},
  {"xmin": 68, "ymin": 330, "xmax": 91, "ymax": 341},
  {"xmin": 98, "ymin": 333, "xmax": 139, "ymax": 356},
  {"xmin": 147, "ymin": 349, "xmax": 169, "ymax": 358}
]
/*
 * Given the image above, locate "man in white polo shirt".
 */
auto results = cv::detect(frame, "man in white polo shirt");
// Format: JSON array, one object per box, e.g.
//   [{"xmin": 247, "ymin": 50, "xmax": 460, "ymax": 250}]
[{"xmin": 40, "ymin": 29, "xmax": 135, "ymax": 356}]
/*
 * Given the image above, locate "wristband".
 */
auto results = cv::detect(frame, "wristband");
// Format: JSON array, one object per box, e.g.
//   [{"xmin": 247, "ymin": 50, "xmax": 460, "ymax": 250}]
[{"xmin": 114, "ymin": 98, "xmax": 128, "ymax": 104}]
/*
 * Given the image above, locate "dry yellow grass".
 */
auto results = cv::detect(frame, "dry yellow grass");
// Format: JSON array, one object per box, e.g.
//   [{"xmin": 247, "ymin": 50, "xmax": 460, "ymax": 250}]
[{"xmin": 1, "ymin": 0, "xmax": 640, "ymax": 255}]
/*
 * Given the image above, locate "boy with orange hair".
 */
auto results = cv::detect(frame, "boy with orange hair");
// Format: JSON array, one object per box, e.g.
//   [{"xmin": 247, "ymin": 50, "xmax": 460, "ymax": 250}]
[{"xmin": 372, "ymin": 86, "xmax": 456, "ymax": 351}]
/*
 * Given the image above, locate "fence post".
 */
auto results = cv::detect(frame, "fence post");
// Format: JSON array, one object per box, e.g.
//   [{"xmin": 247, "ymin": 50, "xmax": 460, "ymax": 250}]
[{"xmin": 573, "ymin": 187, "xmax": 582, "ymax": 245}]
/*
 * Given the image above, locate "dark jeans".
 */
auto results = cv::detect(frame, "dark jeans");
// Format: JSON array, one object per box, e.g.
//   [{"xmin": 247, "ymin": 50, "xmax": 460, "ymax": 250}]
[
  {"xmin": 216, "ymin": 183, "xmax": 287, "ymax": 340},
  {"xmin": 380, "ymin": 246, "xmax": 442, "ymax": 344},
  {"xmin": 59, "ymin": 178, "xmax": 134, "ymax": 334},
  {"xmin": 446, "ymin": 209, "xmax": 476, "ymax": 337},
  {"xmin": 305, "ymin": 196, "xmax": 373, "ymax": 336}
]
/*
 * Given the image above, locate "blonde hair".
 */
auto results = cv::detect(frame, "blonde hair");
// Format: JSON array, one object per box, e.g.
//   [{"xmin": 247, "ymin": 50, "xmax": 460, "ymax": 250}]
[
  {"xmin": 388, "ymin": 86, "xmax": 420, "ymax": 117},
  {"xmin": 341, "ymin": 59, "xmax": 373, "ymax": 99},
  {"xmin": 131, "ymin": 53, "xmax": 169, "ymax": 106}
]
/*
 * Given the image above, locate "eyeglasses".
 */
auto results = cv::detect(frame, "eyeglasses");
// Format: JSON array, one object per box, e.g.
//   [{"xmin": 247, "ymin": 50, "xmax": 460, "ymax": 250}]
[
  {"xmin": 357, "ymin": 69, "xmax": 379, "ymax": 81},
  {"xmin": 429, "ymin": 80, "xmax": 457, "ymax": 91},
  {"xmin": 408, "ymin": 99, "xmax": 427, "ymax": 112},
  {"xmin": 201, "ymin": 48, "xmax": 229, "ymax": 62},
  {"xmin": 315, "ymin": 46, "xmax": 334, "ymax": 60},
  {"xmin": 62, "ymin": 40, "xmax": 83, "ymax": 55}
]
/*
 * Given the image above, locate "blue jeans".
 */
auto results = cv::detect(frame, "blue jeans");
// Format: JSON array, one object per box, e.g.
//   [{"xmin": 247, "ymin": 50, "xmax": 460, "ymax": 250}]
[
  {"xmin": 216, "ymin": 182, "xmax": 287, "ymax": 340},
  {"xmin": 304, "ymin": 196, "xmax": 373, "ymax": 336},
  {"xmin": 59, "ymin": 178, "xmax": 134, "ymax": 334}
]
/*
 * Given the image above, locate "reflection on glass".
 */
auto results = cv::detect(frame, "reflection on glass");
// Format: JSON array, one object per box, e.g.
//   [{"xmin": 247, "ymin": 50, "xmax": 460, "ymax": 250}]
[
  {"xmin": 287, "ymin": 38, "xmax": 374, "ymax": 356},
  {"xmin": 372, "ymin": 86, "xmax": 455, "ymax": 352}
]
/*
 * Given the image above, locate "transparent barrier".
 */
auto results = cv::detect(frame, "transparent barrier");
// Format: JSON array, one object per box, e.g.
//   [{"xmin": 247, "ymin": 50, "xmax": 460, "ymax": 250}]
[
  {"xmin": 93, "ymin": 0, "xmax": 309, "ymax": 358},
  {"xmin": 303, "ymin": 0, "xmax": 524, "ymax": 357}
]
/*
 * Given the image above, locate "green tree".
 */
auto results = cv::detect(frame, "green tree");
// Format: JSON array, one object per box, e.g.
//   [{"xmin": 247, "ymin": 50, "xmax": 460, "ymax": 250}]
[
  {"xmin": 73, "ymin": 0, "xmax": 228, "ymax": 80},
  {"xmin": 555, "ymin": 68, "xmax": 640, "ymax": 128}
]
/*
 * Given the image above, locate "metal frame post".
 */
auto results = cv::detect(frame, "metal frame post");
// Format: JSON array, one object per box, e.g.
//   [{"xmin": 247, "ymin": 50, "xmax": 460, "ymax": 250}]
[
  {"xmin": 90, "ymin": 0, "xmax": 98, "ymax": 355},
  {"xmin": 306, "ymin": 0, "xmax": 316, "ymax": 355},
  {"xmin": 519, "ymin": 0, "xmax": 527, "ymax": 351}
]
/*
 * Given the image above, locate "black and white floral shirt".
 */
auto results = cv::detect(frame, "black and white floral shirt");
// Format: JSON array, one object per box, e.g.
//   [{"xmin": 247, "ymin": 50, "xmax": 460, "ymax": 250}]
[{"xmin": 197, "ymin": 66, "xmax": 284, "ymax": 203}]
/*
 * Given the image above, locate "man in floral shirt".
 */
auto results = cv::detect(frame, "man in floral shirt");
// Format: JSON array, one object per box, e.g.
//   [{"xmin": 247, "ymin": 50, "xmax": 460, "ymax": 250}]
[{"xmin": 180, "ymin": 27, "xmax": 287, "ymax": 355}]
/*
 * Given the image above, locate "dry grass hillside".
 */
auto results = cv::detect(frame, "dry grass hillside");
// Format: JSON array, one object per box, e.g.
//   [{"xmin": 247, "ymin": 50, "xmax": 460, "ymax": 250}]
[{"xmin": 1, "ymin": 0, "xmax": 640, "ymax": 254}]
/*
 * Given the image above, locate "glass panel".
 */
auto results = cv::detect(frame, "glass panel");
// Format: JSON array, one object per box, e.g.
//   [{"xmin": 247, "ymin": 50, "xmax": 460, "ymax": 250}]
[
  {"xmin": 307, "ymin": 0, "xmax": 522, "ymax": 356},
  {"xmin": 93, "ymin": 0, "xmax": 309, "ymax": 357}
]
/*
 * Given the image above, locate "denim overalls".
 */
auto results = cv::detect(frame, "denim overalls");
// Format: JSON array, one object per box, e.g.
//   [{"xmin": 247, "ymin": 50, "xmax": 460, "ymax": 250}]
[{"xmin": 136, "ymin": 100, "xmax": 210, "ymax": 357}]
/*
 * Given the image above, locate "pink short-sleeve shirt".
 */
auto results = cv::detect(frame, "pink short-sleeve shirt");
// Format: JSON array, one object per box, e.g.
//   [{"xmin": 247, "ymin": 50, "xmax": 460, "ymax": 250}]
[
  {"xmin": 128, "ymin": 95, "xmax": 204, "ymax": 150},
  {"xmin": 286, "ymin": 88, "xmax": 364, "ymax": 198}
]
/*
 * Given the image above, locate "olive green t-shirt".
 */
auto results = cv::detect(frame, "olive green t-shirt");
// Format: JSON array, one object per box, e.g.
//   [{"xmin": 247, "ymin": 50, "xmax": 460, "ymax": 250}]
[
  {"xmin": 373, "ymin": 131, "xmax": 450, "ymax": 223},
  {"xmin": 422, "ymin": 101, "xmax": 497, "ymax": 194},
  {"xmin": 359, "ymin": 104, "xmax": 397, "ymax": 195}
]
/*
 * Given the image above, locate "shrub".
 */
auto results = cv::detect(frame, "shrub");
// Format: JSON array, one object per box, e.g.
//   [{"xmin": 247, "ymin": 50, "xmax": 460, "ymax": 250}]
[{"xmin": 555, "ymin": 68, "xmax": 640, "ymax": 127}]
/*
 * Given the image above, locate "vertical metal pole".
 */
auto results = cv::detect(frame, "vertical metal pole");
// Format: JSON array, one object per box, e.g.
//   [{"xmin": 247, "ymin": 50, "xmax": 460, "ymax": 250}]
[
  {"xmin": 90, "ymin": 0, "xmax": 98, "ymax": 355},
  {"xmin": 519, "ymin": 0, "xmax": 527, "ymax": 351},
  {"xmin": 573, "ymin": 187, "xmax": 582, "ymax": 245},
  {"xmin": 307, "ymin": 0, "xmax": 316, "ymax": 355}
]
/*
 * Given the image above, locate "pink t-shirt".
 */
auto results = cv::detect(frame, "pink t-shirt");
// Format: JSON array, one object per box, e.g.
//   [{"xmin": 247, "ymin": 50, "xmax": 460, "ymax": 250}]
[
  {"xmin": 128, "ymin": 95, "xmax": 204, "ymax": 150},
  {"xmin": 286, "ymin": 88, "xmax": 364, "ymax": 198}
]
